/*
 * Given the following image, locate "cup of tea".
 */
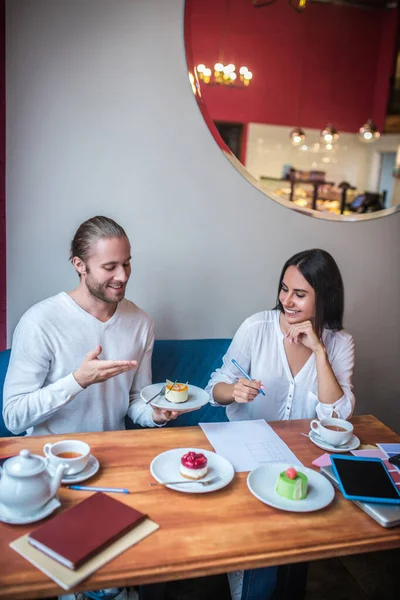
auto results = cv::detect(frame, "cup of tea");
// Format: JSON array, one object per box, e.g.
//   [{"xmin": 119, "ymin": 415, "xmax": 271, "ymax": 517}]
[
  {"xmin": 43, "ymin": 440, "xmax": 90, "ymax": 475},
  {"xmin": 310, "ymin": 418, "xmax": 353, "ymax": 447}
]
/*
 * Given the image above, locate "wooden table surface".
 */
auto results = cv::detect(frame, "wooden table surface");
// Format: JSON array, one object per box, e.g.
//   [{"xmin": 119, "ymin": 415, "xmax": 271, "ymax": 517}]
[{"xmin": 0, "ymin": 415, "xmax": 399, "ymax": 599}]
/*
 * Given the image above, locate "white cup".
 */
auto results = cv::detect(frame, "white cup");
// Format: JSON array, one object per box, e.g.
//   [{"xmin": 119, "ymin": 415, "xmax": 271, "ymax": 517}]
[
  {"xmin": 310, "ymin": 418, "xmax": 353, "ymax": 447},
  {"xmin": 43, "ymin": 440, "xmax": 90, "ymax": 475}
]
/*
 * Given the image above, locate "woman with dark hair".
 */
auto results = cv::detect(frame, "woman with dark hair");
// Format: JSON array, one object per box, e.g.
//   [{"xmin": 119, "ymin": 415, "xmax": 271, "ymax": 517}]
[
  {"xmin": 207, "ymin": 249, "xmax": 354, "ymax": 600},
  {"xmin": 206, "ymin": 249, "xmax": 355, "ymax": 422}
]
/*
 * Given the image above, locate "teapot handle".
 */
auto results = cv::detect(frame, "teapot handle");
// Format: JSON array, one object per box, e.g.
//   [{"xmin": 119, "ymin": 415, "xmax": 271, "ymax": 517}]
[{"xmin": 43, "ymin": 443, "xmax": 52, "ymax": 458}]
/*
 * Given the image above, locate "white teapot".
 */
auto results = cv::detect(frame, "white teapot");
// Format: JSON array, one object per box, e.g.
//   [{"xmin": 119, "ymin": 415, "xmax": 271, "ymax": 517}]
[{"xmin": 0, "ymin": 449, "xmax": 65, "ymax": 516}]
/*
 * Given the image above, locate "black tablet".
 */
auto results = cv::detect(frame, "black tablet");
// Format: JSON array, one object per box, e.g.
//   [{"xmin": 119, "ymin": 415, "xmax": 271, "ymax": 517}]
[{"xmin": 330, "ymin": 455, "xmax": 400, "ymax": 505}]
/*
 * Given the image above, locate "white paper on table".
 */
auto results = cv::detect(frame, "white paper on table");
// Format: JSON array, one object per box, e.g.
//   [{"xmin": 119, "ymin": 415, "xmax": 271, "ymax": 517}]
[{"xmin": 199, "ymin": 419, "xmax": 302, "ymax": 472}]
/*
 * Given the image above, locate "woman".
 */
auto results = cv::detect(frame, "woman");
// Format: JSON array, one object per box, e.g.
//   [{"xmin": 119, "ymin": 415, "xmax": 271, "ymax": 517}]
[
  {"xmin": 206, "ymin": 249, "xmax": 355, "ymax": 600},
  {"xmin": 206, "ymin": 248, "xmax": 355, "ymax": 422}
]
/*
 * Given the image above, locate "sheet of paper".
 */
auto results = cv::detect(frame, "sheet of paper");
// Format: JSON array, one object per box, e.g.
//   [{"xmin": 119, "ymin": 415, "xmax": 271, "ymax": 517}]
[
  {"xmin": 377, "ymin": 443, "xmax": 400, "ymax": 454},
  {"xmin": 199, "ymin": 420, "xmax": 302, "ymax": 472},
  {"xmin": 351, "ymin": 449, "xmax": 386, "ymax": 459},
  {"xmin": 312, "ymin": 453, "xmax": 332, "ymax": 468},
  {"xmin": 376, "ymin": 444, "xmax": 400, "ymax": 476}
]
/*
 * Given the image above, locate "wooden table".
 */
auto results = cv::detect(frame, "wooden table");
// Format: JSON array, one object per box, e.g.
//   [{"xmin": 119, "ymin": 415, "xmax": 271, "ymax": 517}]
[{"xmin": 0, "ymin": 415, "xmax": 399, "ymax": 599}]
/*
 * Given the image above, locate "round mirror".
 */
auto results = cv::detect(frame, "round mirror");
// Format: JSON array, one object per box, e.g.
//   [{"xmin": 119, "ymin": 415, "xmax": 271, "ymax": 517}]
[{"xmin": 185, "ymin": 0, "xmax": 400, "ymax": 220}]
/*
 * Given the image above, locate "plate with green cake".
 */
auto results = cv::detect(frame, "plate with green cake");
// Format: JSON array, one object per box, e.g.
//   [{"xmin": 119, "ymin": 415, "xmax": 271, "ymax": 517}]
[{"xmin": 247, "ymin": 463, "xmax": 335, "ymax": 512}]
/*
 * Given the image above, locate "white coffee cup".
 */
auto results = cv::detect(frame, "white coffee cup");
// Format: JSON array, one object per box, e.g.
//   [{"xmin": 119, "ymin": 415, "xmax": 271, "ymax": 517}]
[
  {"xmin": 43, "ymin": 440, "xmax": 90, "ymax": 475},
  {"xmin": 310, "ymin": 418, "xmax": 353, "ymax": 447}
]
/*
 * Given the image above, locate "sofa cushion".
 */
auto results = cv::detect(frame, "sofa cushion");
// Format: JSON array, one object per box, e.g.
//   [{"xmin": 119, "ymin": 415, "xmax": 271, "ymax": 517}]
[
  {"xmin": 0, "ymin": 339, "xmax": 231, "ymax": 436},
  {"xmin": 0, "ymin": 349, "xmax": 13, "ymax": 437},
  {"xmin": 127, "ymin": 339, "xmax": 230, "ymax": 429},
  {"xmin": 152, "ymin": 339, "xmax": 230, "ymax": 427}
]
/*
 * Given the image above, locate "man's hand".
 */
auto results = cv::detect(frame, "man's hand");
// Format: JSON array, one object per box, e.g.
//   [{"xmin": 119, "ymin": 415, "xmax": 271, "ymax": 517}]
[
  {"xmin": 152, "ymin": 407, "xmax": 180, "ymax": 424},
  {"xmin": 73, "ymin": 345, "xmax": 137, "ymax": 388},
  {"xmin": 285, "ymin": 320, "xmax": 322, "ymax": 353},
  {"xmin": 232, "ymin": 377, "xmax": 262, "ymax": 403}
]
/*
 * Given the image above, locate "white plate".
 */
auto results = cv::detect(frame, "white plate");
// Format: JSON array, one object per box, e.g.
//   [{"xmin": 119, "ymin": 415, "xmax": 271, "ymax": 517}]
[
  {"xmin": 49, "ymin": 454, "xmax": 100, "ymax": 484},
  {"xmin": 308, "ymin": 431, "xmax": 360, "ymax": 453},
  {"xmin": 150, "ymin": 448, "xmax": 234, "ymax": 493},
  {"xmin": 140, "ymin": 383, "xmax": 209, "ymax": 412},
  {"xmin": 0, "ymin": 497, "xmax": 61, "ymax": 525},
  {"xmin": 247, "ymin": 462, "xmax": 335, "ymax": 512}
]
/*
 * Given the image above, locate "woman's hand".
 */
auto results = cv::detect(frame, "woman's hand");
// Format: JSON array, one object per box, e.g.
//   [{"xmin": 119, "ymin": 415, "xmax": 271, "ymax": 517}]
[
  {"xmin": 285, "ymin": 320, "xmax": 323, "ymax": 353},
  {"xmin": 232, "ymin": 377, "xmax": 262, "ymax": 403}
]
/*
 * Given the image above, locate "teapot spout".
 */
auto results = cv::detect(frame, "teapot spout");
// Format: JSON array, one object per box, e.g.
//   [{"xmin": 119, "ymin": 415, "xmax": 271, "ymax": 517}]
[{"xmin": 50, "ymin": 463, "xmax": 66, "ymax": 498}]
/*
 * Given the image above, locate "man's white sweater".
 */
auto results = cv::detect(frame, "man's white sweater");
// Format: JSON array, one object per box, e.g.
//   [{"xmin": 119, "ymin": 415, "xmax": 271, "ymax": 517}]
[{"xmin": 3, "ymin": 292, "xmax": 156, "ymax": 435}]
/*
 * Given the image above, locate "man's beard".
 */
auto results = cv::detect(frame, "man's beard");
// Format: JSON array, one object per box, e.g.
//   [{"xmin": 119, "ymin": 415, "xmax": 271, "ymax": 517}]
[{"xmin": 85, "ymin": 271, "xmax": 125, "ymax": 305}]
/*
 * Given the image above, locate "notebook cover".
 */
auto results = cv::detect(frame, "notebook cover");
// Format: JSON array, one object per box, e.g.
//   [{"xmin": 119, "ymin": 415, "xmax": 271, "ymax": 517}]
[
  {"xmin": 11, "ymin": 519, "xmax": 159, "ymax": 590},
  {"xmin": 28, "ymin": 492, "xmax": 147, "ymax": 569}
]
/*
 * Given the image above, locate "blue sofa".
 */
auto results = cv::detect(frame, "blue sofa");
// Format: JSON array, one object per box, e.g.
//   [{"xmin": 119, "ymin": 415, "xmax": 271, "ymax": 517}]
[
  {"xmin": 0, "ymin": 340, "xmax": 230, "ymax": 437},
  {"xmin": 0, "ymin": 348, "xmax": 11, "ymax": 437}
]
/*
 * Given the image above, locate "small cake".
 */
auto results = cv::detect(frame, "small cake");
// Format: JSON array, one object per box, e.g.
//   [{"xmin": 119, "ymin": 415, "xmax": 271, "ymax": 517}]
[
  {"xmin": 276, "ymin": 467, "xmax": 308, "ymax": 500},
  {"xmin": 165, "ymin": 379, "xmax": 189, "ymax": 404},
  {"xmin": 180, "ymin": 451, "xmax": 208, "ymax": 480}
]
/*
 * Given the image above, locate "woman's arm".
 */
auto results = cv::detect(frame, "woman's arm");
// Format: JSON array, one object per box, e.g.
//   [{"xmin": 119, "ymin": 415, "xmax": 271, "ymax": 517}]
[
  {"xmin": 314, "ymin": 345, "xmax": 346, "ymax": 406},
  {"xmin": 206, "ymin": 317, "xmax": 262, "ymax": 406},
  {"xmin": 286, "ymin": 321, "xmax": 355, "ymax": 418}
]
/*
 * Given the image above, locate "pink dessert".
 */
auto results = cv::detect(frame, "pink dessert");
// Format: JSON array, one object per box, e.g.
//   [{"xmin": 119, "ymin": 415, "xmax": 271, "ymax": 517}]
[{"xmin": 180, "ymin": 451, "xmax": 208, "ymax": 480}]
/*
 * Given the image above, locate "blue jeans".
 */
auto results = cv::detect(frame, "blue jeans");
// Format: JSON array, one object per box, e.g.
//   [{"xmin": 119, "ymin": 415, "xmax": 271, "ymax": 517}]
[
  {"xmin": 242, "ymin": 562, "xmax": 309, "ymax": 600},
  {"xmin": 242, "ymin": 567, "xmax": 277, "ymax": 600}
]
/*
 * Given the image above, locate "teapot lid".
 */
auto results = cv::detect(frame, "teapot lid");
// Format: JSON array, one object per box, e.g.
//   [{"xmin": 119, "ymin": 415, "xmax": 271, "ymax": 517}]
[{"xmin": 4, "ymin": 449, "xmax": 46, "ymax": 477}]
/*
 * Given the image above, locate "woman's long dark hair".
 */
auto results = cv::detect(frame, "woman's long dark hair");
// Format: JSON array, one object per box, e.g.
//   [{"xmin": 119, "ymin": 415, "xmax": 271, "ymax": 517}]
[{"xmin": 275, "ymin": 249, "xmax": 344, "ymax": 338}]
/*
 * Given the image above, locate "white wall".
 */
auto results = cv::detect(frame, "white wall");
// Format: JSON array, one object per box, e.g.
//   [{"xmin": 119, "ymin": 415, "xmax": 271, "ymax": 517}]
[{"xmin": 6, "ymin": 0, "xmax": 400, "ymax": 431}]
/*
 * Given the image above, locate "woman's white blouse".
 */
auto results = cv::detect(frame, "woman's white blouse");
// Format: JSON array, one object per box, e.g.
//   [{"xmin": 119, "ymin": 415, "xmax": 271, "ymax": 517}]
[{"xmin": 206, "ymin": 310, "xmax": 355, "ymax": 422}]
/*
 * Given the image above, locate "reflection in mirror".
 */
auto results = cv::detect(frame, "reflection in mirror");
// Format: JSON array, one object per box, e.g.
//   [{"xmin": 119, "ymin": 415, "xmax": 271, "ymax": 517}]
[{"xmin": 185, "ymin": 0, "xmax": 400, "ymax": 219}]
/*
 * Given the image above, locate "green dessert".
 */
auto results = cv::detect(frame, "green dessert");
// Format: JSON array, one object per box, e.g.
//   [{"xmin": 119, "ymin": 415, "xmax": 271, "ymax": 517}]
[{"xmin": 276, "ymin": 467, "xmax": 308, "ymax": 500}]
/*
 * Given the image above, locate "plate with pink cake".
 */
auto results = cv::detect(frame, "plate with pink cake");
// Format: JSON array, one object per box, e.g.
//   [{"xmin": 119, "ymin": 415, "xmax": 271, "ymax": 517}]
[{"xmin": 150, "ymin": 448, "xmax": 234, "ymax": 493}]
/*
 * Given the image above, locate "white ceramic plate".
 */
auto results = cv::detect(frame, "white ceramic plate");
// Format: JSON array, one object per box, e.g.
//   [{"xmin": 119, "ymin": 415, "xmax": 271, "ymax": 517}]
[
  {"xmin": 140, "ymin": 383, "xmax": 209, "ymax": 412},
  {"xmin": 247, "ymin": 462, "xmax": 335, "ymax": 512},
  {"xmin": 308, "ymin": 431, "xmax": 360, "ymax": 453},
  {"xmin": 0, "ymin": 497, "xmax": 61, "ymax": 525},
  {"xmin": 48, "ymin": 454, "xmax": 100, "ymax": 484},
  {"xmin": 150, "ymin": 448, "xmax": 234, "ymax": 493}
]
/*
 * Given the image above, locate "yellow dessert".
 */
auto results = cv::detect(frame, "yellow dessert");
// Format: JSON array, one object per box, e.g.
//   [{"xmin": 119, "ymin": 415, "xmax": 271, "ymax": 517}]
[{"xmin": 165, "ymin": 380, "xmax": 189, "ymax": 403}]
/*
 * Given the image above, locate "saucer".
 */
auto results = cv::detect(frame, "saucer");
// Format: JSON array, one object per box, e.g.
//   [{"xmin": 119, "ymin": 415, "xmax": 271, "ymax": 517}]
[
  {"xmin": 49, "ymin": 454, "xmax": 100, "ymax": 484},
  {"xmin": 309, "ymin": 430, "xmax": 360, "ymax": 453},
  {"xmin": 0, "ymin": 497, "xmax": 61, "ymax": 525}
]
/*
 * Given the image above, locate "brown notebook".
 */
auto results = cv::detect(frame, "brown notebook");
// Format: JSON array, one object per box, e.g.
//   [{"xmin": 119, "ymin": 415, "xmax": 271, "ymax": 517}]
[{"xmin": 28, "ymin": 492, "xmax": 147, "ymax": 570}]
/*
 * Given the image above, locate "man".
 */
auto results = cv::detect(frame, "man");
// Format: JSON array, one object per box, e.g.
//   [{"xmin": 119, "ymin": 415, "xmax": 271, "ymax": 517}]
[
  {"xmin": 3, "ymin": 216, "xmax": 231, "ymax": 600},
  {"xmin": 3, "ymin": 216, "xmax": 178, "ymax": 435}
]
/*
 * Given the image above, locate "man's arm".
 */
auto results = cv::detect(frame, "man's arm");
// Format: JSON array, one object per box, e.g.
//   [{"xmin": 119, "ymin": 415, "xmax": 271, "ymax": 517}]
[
  {"xmin": 3, "ymin": 319, "xmax": 137, "ymax": 435},
  {"xmin": 3, "ymin": 319, "xmax": 83, "ymax": 434},
  {"xmin": 126, "ymin": 323, "xmax": 157, "ymax": 427}
]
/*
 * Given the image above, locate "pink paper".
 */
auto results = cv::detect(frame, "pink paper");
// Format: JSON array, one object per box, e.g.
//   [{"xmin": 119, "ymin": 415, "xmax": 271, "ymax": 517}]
[
  {"xmin": 384, "ymin": 460, "xmax": 397, "ymax": 472},
  {"xmin": 390, "ymin": 470, "xmax": 400, "ymax": 484},
  {"xmin": 312, "ymin": 453, "xmax": 332, "ymax": 467},
  {"xmin": 351, "ymin": 449, "xmax": 386, "ymax": 459}
]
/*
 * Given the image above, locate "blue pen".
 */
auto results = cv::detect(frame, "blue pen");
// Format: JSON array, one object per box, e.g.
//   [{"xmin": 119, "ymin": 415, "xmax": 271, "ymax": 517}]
[
  {"xmin": 231, "ymin": 359, "xmax": 265, "ymax": 396},
  {"xmin": 68, "ymin": 485, "xmax": 129, "ymax": 494}
]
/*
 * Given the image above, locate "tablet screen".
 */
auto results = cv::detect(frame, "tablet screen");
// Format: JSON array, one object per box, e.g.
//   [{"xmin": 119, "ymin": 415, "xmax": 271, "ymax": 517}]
[{"xmin": 331, "ymin": 457, "xmax": 400, "ymax": 500}]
